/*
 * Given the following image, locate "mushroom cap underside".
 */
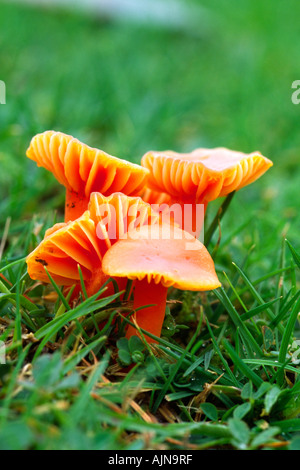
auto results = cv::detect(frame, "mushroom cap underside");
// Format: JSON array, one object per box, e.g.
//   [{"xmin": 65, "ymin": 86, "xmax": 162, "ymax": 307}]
[
  {"xmin": 141, "ymin": 147, "xmax": 273, "ymax": 202},
  {"xmin": 26, "ymin": 192, "xmax": 160, "ymax": 287},
  {"xmin": 26, "ymin": 130, "xmax": 149, "ymax": 197},
  {"xmin": 26, "ymin": 211, "xmax": 102, "ymax": 285},
  {"xmin": 102, "ymin": 224, "xmax": 221, "ymax": 291}
]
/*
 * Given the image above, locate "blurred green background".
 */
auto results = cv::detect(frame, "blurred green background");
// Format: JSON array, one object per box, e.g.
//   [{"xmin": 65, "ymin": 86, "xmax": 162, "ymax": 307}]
[{"xmin": 0, "ymin": 0, "xmax": 299, "ymax": 274}]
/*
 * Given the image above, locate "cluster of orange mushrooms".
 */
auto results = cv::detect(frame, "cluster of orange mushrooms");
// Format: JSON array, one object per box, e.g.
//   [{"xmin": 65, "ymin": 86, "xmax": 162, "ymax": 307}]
[{"xmin": 26, "ymin": 131, "xmax": 273, "ymax": 343}]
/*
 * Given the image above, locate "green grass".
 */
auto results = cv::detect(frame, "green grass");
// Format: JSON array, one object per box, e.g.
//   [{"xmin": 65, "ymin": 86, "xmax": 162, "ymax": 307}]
[{"xmin": 0, "ymin": 0, "xmax": 299, "ymax": 450}]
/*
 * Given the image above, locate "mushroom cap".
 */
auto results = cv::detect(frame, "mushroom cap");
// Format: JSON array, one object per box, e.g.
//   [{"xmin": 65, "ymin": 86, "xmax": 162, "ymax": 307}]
[
  {"xmin": 88, "ymin": 192, "xmax": 160, "ymax": 252},
  {"xmin": 26, "ymin": 211, "xmax": 102, "ymax": 286},
  {"xmin": 141, "ymin": 147, "xmax": 273, "ymax": 203},
  {"xmin": 102, "ymin": 224, "xmax": 221, "ymax": 291},
  {"xmin": 141, "ymin": 187, "xmax": 172, "ymax": 205},
  {"xmin": 26, "ymin": 131, "xmax": 149, "ymax": 197},
  {"xmin": 26, "ymin": 192, "xmax": 160, "ymax": 292},
  {"xmin": 89, "ymin": 192, "xmax": 159, "ymax": 237}
]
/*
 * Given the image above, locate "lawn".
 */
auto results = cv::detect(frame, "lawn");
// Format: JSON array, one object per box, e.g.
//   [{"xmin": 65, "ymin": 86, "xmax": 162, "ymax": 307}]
[{"xmin": 0, "ymin": 0, "xmax": 299, "ymax": 450}]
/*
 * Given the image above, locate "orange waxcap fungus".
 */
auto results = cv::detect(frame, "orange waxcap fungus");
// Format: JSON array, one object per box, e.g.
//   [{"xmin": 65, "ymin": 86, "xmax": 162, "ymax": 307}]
[
  {"xmin": 89, "ymin": 192, "xmax": 159, "ymax": 242},
  {"xmin": 102, "ymin": 224, "xmax": 220, "ymax": 342},
  {"xmin": 102, "ymin": 224, "xmax": 220, "ymax": 291},
  {"xmin": 26, "ymin": 131, "xmax": 149, "ymax": 221},
  {"xmin": 26, "ymin": 211, "xmax": 104, "ymax": 288},
  {"xmin": 141, "ymin": 147, "xmax": 273, "ymax": 203},
  {"xmin": 141, "ymin": 187, "xmax": 172, "ymax": 206},
  {"xmin": 26, "ymin": 192, "xmax": 160, "ymax": 299}
]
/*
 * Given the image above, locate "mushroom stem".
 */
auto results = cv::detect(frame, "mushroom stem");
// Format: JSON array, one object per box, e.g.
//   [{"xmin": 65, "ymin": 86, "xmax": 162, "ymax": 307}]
[
  {"xmin": 168, "ymin": 200, "xmax": 207, "ymax": 238},
  {"xmin": 85, "ymin": 270, "xmax": 129, "ymax": 300},
  {"xmin": 65, "ymin": 189, "xmax": 89, "ymax": 222},
  {"xmin": 126, "ymin": 278, "xmax": 168, "ymax": 343}
]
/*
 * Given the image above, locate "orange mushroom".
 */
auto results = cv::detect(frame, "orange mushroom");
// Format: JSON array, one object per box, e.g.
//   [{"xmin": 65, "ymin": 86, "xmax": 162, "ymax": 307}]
[
  {"xmin": 102, "ymin": 224, "xmax": 221, "ymax": 342},
  {"xmin": 141, "ymin": 147, "xmax": 273, "ymax": 237},
  {"xmin": 26, "ymin": 131, "xmax": 149, "ymax": 222},
  {"xmin": 26, "ymin": 192, "xmax": 159, "ymax": 300}
]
